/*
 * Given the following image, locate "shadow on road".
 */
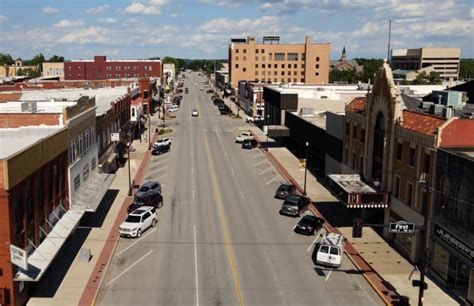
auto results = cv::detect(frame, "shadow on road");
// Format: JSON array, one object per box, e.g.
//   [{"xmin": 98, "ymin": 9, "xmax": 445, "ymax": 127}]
[
  {"xmin": 314, "ymin": 201, "xmax": 361, "ymax": 227},
  {"xmin": 30, "ymin": 189, "xmax": 119, "ymax": 298}
]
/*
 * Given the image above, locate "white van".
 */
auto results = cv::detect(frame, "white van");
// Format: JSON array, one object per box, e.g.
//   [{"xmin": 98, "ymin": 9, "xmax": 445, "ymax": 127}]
[{"xmin": 316, "ymin": 232, "xmax": 345, "ymax": 268}]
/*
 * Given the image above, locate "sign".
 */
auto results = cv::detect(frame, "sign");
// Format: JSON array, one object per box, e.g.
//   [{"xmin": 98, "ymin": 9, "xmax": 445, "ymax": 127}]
[
  {"xmin": 263, "ymin": 36, "xmax": 280, "ymax": 42},
  {"xmin": 434, "ymin": 223, "xmax": 474, "ymax": 263},
  {"xmin": 111, "ymin": 133, "xmax": 119, "ymax": 142},
  {"xmin": 389, "ymin": 221, "xmax": 416, "ymax": 234},
  {"xmin": 347, "ymin": 192, "xmax": 389, "ymax": 208},
  {"xmin": 10, "ymin": 244, "xmax": 28, "ymax": 270}
]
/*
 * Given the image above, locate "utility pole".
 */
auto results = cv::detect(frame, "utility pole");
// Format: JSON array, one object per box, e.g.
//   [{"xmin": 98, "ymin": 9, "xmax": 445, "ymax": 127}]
[
  {"xmin": 127, "ymin": 131, "xmax": 132, "ymax": 196},
  {"xmin": 387, "ymin": 19, "xmax": 392, "ymax": 64}
]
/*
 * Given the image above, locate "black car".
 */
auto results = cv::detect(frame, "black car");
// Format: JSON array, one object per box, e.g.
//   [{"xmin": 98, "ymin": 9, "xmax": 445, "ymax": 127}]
[
  {"xmin": 294, "ymin": 215, "xmax": 324, "ymax": 235},
  {"xmin": 242, "ymin": 139, "xmax": 258, "ymax": 149},
  {"xmin": 185, "ymin": 87, "xmax": 189, "ymax": 94},
  {"xmin": 128, "ymin": 192, "xmax": 164, "ymax": 213},
  {"xmin": 274, "ymin": 183, "xmax": 297, "ymax": 199},
  {"xmin": 152, "ymin": 143, "xmax": 170, "ymax": 155},
  {"xmin": 280, "ymin": 195, "xmax": 310, "ymax": 217}
]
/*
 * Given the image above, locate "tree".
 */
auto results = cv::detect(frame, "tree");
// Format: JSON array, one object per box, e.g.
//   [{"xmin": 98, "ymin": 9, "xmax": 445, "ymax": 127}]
[
  {"xmin": 428, "ymin": 71, "xmax": 442, "ymax": 85},
  {"xmin": 355, "ymin": 58, "xmax": 384, "ymax": 83},
  {"xmin": 48, "ymin": 55, "xmax": 64, "ymax": 62},
  {"xmin": 330, "ymin": 68, "xmax": 358, "ymax": 83},
  {"xmin": 29, "ymin": 53, "xmax": 45, "ymax": 66},
  {"xmin": 460, "ymin": 59, "xmax": 474, "ymax": 80},
  {"xmin": 0, "ymin": 53, "xmax": 14, "ymax": 65}
]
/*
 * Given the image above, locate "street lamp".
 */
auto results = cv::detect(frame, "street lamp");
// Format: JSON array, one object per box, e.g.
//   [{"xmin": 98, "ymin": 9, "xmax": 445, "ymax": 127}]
[
  {"xmin": 304, "ymin": 141, "xmax": 309, "ymax": 196},
  {"xmin": 127, "ymin": 131, "xmax": 132, "ymax": 196},
  {"xmin": 148, "ymin": 111, "xmax": 151, "ymax": 150},
  {"xmin": 266, "ymin": 114, "xmax": 270, "ymax": 151}
]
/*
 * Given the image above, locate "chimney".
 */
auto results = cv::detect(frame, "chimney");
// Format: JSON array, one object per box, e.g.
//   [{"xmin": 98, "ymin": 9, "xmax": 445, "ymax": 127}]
[{"xmin": 305, "ymin": 35, "xmax": 311, "ymax": 45}]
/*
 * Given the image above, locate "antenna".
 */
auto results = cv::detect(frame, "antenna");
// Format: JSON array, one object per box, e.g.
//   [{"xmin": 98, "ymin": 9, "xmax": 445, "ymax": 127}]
[{"xmin": 387, "ymin": 19, "xmax": 392, "ymax": 64}]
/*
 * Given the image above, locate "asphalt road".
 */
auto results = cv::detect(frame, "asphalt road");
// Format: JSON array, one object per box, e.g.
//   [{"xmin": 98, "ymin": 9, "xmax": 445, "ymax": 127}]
[{"xmin": 95, "ymin": 72, "xmax": 383, "ymax": 306}]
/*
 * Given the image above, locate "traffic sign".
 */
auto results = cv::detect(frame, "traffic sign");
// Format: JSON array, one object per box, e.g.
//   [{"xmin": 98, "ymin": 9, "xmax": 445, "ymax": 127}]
[{"xmin": 389, "ymin": 221, "xmax": 415, "ymax": 233}]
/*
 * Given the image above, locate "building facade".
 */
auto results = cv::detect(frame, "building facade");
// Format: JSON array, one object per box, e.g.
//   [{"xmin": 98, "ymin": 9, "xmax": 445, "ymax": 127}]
[
  {"xmin": 64, "ymin": 56, "xmax": 162, "ymax": 81},
  {"xmin": 391, "ymin": 48, "xmax": 461, "ymax": 81},
  {"xmin": 229, "ymin": 36, "xmax": 330, "ymax": 88},
  {"xmin": 237, "ymin": 81, "xmax": 264, "ymax": 117},
  {"xmin": 0, "ymin": 127, "xmax": 69, "ymax": 306},
  {"xmin": 41, "ymin": 62, "xmax": 64, "ymax": 79}
]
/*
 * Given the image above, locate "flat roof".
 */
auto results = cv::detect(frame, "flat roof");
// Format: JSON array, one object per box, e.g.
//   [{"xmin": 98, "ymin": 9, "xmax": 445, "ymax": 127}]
[
  {"xmin": 0, "ymin": 101, "xmax": 75, "ymax": 113},
  {"xmin": 328, "ymin": 174, "xmax": 376, "ymax": 193},
  {"xmin": 0, "ymin": 126, "xmax": 63, "ymax": 159},
  {"xmin": 67, "ymin": 59, "xmax": 161, "ymax": 63}
]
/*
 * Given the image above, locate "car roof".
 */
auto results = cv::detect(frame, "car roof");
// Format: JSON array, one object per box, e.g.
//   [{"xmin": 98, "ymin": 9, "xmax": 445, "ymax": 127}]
[
  {"xmin": 142, "ymin": 181, "xmax": 159, "ymax": 187},
  {"xmin": 300, "ymin": 215, "xmax": 320, "ymax": 222},
  {"xmin": 130, "ymin": 206, "xmax": 155, "ymax": 215}
]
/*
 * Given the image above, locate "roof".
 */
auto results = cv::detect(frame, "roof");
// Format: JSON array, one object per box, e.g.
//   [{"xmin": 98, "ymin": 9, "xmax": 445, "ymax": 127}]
[
  {"xmin": 345, "ymin": 97, "xmax": 366, "ymax": 113},
  {"xmin": 440, "ymin": 119, "xmax": 474, "ymax": 148},
  {"xmin": 401, "ymin": 110, "xmax": 446, "ymax": 136},
  {"xmin": 0, "ymin": 92, "xmax": 22, "ymax": 103}
]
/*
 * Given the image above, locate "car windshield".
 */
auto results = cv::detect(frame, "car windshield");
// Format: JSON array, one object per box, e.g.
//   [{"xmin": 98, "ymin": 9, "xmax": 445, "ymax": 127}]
[
  {"xmin": 300, "ymin": 216, "xmax": 318, "ymax": 224},
  {"xmin": 133, "ymin": 198, "xmax": 145, "ymax": 205},
  {"xmin": 278, "ymin": 184, "xmax": 290, "ymax": 191},
  {"xmin": 285, "ymin": 195, "xmax": 300, "ymax": 204},
  {"xmin": 125, "ymin": 215, "xmax": 141, "ymax": 223},
  {"xmin": 138, "ymin": 186, "xmax": 150, "ymax": 192},
  {"xmin": 319, "ymin": 245, "xmax": 329, "ymax": 254}
]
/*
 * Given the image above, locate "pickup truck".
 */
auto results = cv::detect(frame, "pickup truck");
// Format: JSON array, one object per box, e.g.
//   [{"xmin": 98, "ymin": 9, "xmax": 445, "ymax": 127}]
[{"xmin": 235, "ymin": 132, "xmax": 255, "ymax": 143}]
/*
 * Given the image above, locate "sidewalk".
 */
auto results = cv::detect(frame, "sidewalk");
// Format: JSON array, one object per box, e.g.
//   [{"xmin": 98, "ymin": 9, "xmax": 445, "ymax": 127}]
[
  {"xmin": 27, "ymin": 114, "xmax": 162, "ymax": 306},
  {"xmin": 243, "ymin": 123, "xmax": 458, "ymax": 306}
]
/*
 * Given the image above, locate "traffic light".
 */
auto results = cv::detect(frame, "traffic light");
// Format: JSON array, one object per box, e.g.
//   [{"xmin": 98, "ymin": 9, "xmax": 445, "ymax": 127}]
[
  {"xmin": 352, "ymin": 218, "xmax": 363, "ymax": 238},
  {"xmin": 424, "ymin": 248, "xmax": 432, "ymax": 268}
]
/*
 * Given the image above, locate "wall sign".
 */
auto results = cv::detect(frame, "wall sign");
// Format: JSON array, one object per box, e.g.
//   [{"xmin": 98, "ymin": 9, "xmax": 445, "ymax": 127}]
[
  {"xmin": 434, "ymin": 223, "xmax": 473, "ymax": 263},
  {"xmin": 10, "ymin": 244, "xmax": 28, "ymax": 270}
]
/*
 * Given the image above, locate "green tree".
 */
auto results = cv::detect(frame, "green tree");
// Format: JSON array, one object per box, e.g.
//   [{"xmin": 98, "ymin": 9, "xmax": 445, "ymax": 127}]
[
  {"xmin": 355, "ymin": 58, "xmax": 384, "ymax": 83},
  {"xmin": 29, "ymin": 53, "xmax": 45, "ymax": 66},
  {"xmin": 428, "ymin": 71, "xmax": 442, "ymax": 85},
  {"xmin": 48, "ymin": 55, "xmax": 64, "ymax": 62},
  {"xmin": 0, "ymin": 53, "xmax": 14, "ymax": 65},
  {"xmin": 412, "ymin": 71, "xmax": 429, "ymax": 85},
  {"xmin": 330, "ymin": 68, "xmax": 358, "ymax": 83},
  {"xmin": 460, "ymin": 59, "xmax": 474, "ymax": 80}
]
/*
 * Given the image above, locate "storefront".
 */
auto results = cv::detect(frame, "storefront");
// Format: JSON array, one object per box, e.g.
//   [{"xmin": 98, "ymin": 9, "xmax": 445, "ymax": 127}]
[{"xmin": 431, "ymin": 223, "xmax": 474, "ymax": 304}]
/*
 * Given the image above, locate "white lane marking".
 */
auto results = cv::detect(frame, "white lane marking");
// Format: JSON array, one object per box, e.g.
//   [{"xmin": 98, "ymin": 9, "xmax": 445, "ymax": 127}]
[
  {"xmin": 157, "ymin": 173, "xmax": 168, "ymax": 179},
  {"xmin": 325, "ymin": 269, "xmax": 333, "ymax": 282},
  {"xmin": 230, "ymin": 167, "xmax": 235, "ymax": 175},
  {"xmin": 250, "ymin": 154, "xmax": 261, "ymax": 160},
  {"xmin": 117, "ymin": 228, "xmax": 157, "ymax": 256},
  {"xmin": 105, "ymin": 250, "xmax": 153, "ymax": 286},
  {"xmin": 216, "ymin": 131, "xmax": 224, "ymax": 145},
  {"xmin": 253, "ymin": 159, "xmax": 266, "ymax": 167},
  {"xmin": 259, "ymin": 167, "xmax": 272, "ymax": 175},
  {"xmin": 156, "ymin": 165, "xmax": 168, "ymax": 172},
  {"xmin": 224, "ymin": 151, "xmax": 229, "ymax": 159},
  {"xmin": 194, "ymin": 225, "xmax": 199, "ymax": 306},
  {"xmin": 307, "ymin": 233, "xmax": 321, "ymax": 253},
  {"xmin": 204, "ymin": 129, "xmax": 232, "ymax": 132},
  {"xmin": 193, "ymin": 190, "xmax": 195, "ymax": 199},
  {"xmin": 265, "ymin": 175, "xmax": 281, "ymax": 185},
  {"xmin": 154, "ymin": 158, "xmax": 170, "ymax": 165}
]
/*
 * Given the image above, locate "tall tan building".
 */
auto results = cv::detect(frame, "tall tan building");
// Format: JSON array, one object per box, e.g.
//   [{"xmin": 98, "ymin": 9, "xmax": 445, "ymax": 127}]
[
  {"xmin": 391, "ymin": 48, "xmax": 461, "ymax": 80},
  {"xmin": 228, "ymin": 36, "xmax": 330, "ymax": 89}
]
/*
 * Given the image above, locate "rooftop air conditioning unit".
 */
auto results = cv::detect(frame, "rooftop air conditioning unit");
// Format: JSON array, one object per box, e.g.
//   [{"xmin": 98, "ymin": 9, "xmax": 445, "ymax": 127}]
[{"xmin": 21, "ymin": 102, "xmax": 38, "ymax": 113}]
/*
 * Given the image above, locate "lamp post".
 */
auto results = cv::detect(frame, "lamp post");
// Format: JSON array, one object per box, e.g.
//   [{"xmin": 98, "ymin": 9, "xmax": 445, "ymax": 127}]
[
  {"xmin": 266, "ymin": 114, "xmax": 270, "ymax": 151},
  {"xmin": 304, "ymin": 141, "xmax": 309, "ymax": 196},
  {"xmin": 127, "ymin": 131, "xmax": 132, "ymax": 196},
  {"xmin": 148, "ymin": 111, "xmax": 151, "ymax": 150},
  {"xmin": 418, "ymin": 174, "xmax": 431, "ymax": 306}
]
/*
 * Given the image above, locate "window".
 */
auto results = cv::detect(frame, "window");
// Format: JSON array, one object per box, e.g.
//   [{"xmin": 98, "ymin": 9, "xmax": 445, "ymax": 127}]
[
  {"xmin": 243, "ymin": 68, "xmax": 246, "ymax": 72},
  {"xmin": 261, "ymin": 49, "xmax": 264, "ymax": 53},
  {"xmin": 274, "ymin": 71, "xmax": 277, "ymax": 75},
  {"xmin": 316, "ymin": 64, "xmax": 319, "ymax": 69},
  {"xmin": 91, "ymin": 158, "xmax": 96, "ymax": 170},
  {"xmin": 262, "ymin": 56, "xmax": 265, "ymax": 61},
  {"xmin": 256, "ymin": 49, "xmax": 259, "ymax": 53},
  {"xmin": 345, "ymin": 122, "xmax": 350, "ymax": 135},
  {"xmin": 274, "ymin": 64, "xmax": 277, "ymax": 68},
  {"xmin": 302, "ymin": 64, "xmax": 305, "ymax": 69},
  {"xmin": 352, "ymin": 152, "xmax": 356, "ymax": 168},
  {"xmin": 281, "ymin": 64, "xmax": 285, "ymax": 68},
  {"xmin": 83, "ymin": 164, "xmax": 89, "ymax": 181},
  {"xmin": 273, "ymin": 78, "xmax": 277, "ymax": 82},
  {"xmin": 344, "ymin": 148, "xmax": 349, "ymax": 164},
  {"xmin": 302, "ymin": 53, "xmax": 305, "ymax": 60},
  {"xmin": 409, "ymin": 146, "xmax": 416, "ymax": 167},
  {"xmin": 106, "ymin": 66, "xmax": 112, "ymax": 71},
  {"xmin": 255, "ymin": 71, "xmax": 258, "ymax": 75},
  {"xmin": 269, "ymin": 53, "xmax": 272, "ymax": 61},
  {"xmin": 294, "ymin": 71, "xmax": 297, "ymax": 75},
  {"xmin": 262, "ymin": 64, "xmax": 266, "ymax": 68},
  {"xmin": 360, "ymin": 128, "xmax": 365, "ymax": 143},
  {"xmin": 287, "ymin": 78, "xmax": 291, "ymax": 82},
  {"xmin": 406, "ymin": 182, "xmax": 413, "ymax": 206},
  {"xmin": 420, "ymin": 190, "xmax": 428, "ymax": 214},
  {"xmin": 316, "ymin": 57, "xmax": 320, "ymax": 61},
  {"xmin": 301, "ymin": 78, "xmax": 305, "ymax": 82},
  {"xmin": 359, "ymin": 156, "xmax": 363, "ymax": 173},
  {"xmin": 255, "ymin": 56, "xmax": 259, "ymax": 61},
  {"xmin": 293, "ymin": 78, "xmax": 297, "ymax": 82},
  {"xmin": 235, "ymin": 64, "xmax": 239, "ymax": 68},
  {"xmin": 235, "ymin": 56, "xmax": 239, "ymax": 61},
  {"xmin": 116, "ymin": 66, "xmax": 121, "ymax": 70},
  {"xmin": 393, "ymin": 176, "xmax": 400, "ymax": 197},
  {"xmin": 243, "ymin": 56, "xmax": 246, "ymax": 61},
  {"xmin": 106, "ymin": 74, "xmax": 111, "ymax": 78},
  {"xmin": 315, "ymin": 72, "xmax": 319, "ymax": 76},
  {"xmin": 423, "ymin": 153, "xmax": 431, "ymax": 173},
  {"xmin": 275, "ymin": 53, "xmax": 285, "ymax": 61},
  {"xmin": 352, "ymin": 125, "xmax": 357, "ymax": 139},
  {"xmin": 243, "ymin": 49, "xmax": 246, "ymax": 53},
  {"xmin": 255, "ymin": 64, "xmax": 258, "ymax": 68},
  {"xmin": 235, "ymin": 49, "xmax": 239, "ymax": 53},
  {"xmin": 294, "ymin": 64, "xmax": 297, "ymax": 68},
  {"xmin": 281, "ymin": 71, "xmax": 285, "ymax": 75},
  {"xmin": 287, "ymin": 53, "xmax": 298, "ymax": 61},
  {"xmin": 74, "ymin": 175, "xmax": 81, "ymax": 191},
  {"xmin": 396, "ymin": 141, "xmax": 402, "ymax": 160}
]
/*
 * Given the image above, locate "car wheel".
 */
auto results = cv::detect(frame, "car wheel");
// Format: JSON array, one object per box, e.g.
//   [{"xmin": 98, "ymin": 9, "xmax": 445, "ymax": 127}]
[
  {"xmin": 137, "ymin": 229, "xmax": 142, "ymax": 237},
  {"xmin": 152, "ymin": 219, "xmax": 157, "ymax": 227}
]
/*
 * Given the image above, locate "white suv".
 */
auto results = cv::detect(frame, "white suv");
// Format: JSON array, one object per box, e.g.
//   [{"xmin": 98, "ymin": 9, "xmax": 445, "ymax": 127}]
[
  {"xmin": 119, "ymin": 206, "xmax": 157, "ymax": 238},
  {"xmin": 235, "ymin": 132, "xmax": 255, "ymax": 143},
  {"xmin": 152, "ymin": 137, "xmax": 171, "ymax": 148}
]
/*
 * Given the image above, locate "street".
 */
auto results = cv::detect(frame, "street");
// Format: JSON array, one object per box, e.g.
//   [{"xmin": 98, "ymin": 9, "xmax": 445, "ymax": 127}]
[{"xmin": 95, "ymin": 72, "xmax": 383, "ymax": 306}]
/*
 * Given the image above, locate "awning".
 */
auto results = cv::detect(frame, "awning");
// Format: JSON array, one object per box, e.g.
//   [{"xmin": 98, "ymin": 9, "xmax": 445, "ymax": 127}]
[
  {"xmin": 72, "ymin": 171, "xmax": 116, "ymax": 212},
  {"xmin": 327, "ymin": 174, "xmax": 389, "ymax": 208},
  {"xmin": 14, "ymin": 209, "xmax": 85, "ymax": 282}
]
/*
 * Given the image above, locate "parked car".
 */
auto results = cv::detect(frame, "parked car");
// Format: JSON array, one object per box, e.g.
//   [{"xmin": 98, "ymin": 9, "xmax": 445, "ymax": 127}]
[
  {"xmin": 152, "ymin": 137, "xmax": 171, "ymax": 148},
  {"xmin": 192, "ymin": 109, "xmax": 199, "ymax": 117},
  {"xmin": 294, "ymin": 215, "xmax": 324, "ymax": 235},
  {"xmin": 152, "ymin": 143, "xmax": 171, "ymax": 155},
  {"xmin": 316, "ymin": 232, "xmax": 345, "ymax": 268},
  {"xmin": 274, "ymin": 183, "xmax": 297, "ymax": 199},
  {"xmin": 200, "ymin": 87, "xmax": 204, "ymax": 91},
  {"xmin": 242, "ymin": 139, "xmax": 258, "ymax": 149},
  {"xmin": 135, "ymin": 180, "xmax": 161, "ymax": 198},
  {"xmin": 119, "ymin": 206, "xmax": 158, "ymax": 238},
  {"xmin": 128, "ymin": 192, "xmax": 163, "ymax": 213},
  {"xmin": 220, "ymin": 108, "xmax": 230, "ymax": 115},
  {"xmin": 235, "ymin": 132, "xmax": 255, "ymax": 143},
  {"xmin": 185, "ymin": 87, "xmax": 189, "ymax": 94},
  {"xmin": 246, "ymin": 115, "xmax": 264, "ymax": 123},
  {"xmin": 206, "ymin": 89, "xmax": 214, "ymax": 94},
  {"xmin": 279, "ymin": 195, "xmax": 310, "ymax": 217}
]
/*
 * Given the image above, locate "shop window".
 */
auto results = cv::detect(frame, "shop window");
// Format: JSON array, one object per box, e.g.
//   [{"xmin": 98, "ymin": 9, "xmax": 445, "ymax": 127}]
[
  {"xmin": 393, "ymin": 176, "xmax": 400, "ymax": 198},
  {"xmin": 352, "ymin": 125, "xmax": 357, "ymax": 139},
  {"xmin": 345, "ymin": 122, "xmax": 350, "ymax": 135},
  {"xmin": 360, "ymin": 128, "xmax": 365, "ymax": 143},
  {"xmin": 74, "ymin": 175, "xmax": 81, "ymax": 191}
]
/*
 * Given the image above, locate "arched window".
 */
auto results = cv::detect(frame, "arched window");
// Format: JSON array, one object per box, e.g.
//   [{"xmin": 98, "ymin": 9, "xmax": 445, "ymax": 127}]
[
  {"xmin": 456, "ymin": 184, "xmax": 472, "ymax": 228},
  {"xmin": 440, "ymin": 177, "xmax": 452, "ymax": 219}
]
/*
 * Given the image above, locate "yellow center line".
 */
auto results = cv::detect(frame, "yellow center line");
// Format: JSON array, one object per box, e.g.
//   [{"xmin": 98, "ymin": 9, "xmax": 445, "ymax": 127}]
[{"xmin": 203, "ymin": 133, "xmax": 245, "ymax": 306}]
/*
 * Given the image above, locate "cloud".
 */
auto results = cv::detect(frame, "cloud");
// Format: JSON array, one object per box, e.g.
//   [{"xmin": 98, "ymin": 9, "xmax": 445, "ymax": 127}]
[
  {"xmin": 260, "ymin": 2, "xmax": 273, "ymax": 10},
  {"xmin": 99, "ymin": 17, "xmax": 119, "ymax": 24},
  {"xmin": 0, "ymin": 15, "xmax": 7, "ymax": 23},
  {"xmin": 198, "ymin": 0, "xmax": 252, "ymax": 8},
  {"xmin": 198, "ymin": 16, "xmax": 284, "ymax": 34},
  {"xmin": 58, "ymin": 27, "xmax": 120, "ymax": 45},
  {"xmin": 471, "ymin": 8, "xmax": 474, "ymax": 18},
  {"xmin": 123, "ymin": 2, "xmax": 161, "ymax": 14},
  {"xmin": 149, "ymin": 0, "xmax": 170, "ymax": 5},
  {"xmin": 53, "ymin": 19, "xmax": 85, "ymax": 28},
  {"xmin": 85, "ymin": 4, "xmax": 110, "ymax": 14},
  {"xmin": 42, "ymin": 6, "xmax": 59, "ymax": 14}
]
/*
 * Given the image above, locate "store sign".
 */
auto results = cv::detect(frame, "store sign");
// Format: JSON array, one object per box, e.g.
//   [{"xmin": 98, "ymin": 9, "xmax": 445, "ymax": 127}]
[
  {"xmin": 434, "ymin": 223, "xmax": 474, "ymax": 263},
  {"xmin": 10, "ymin": 244, "xmax": 28, "ymax": 270},
  {"xmin": 111, "ymin": 133, "xmax": 119, "ymax": 142}
]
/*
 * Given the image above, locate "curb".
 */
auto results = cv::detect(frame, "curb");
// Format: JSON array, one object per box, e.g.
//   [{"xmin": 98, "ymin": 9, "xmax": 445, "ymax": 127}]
[
  {"xmin": 79, "ymin": 131, "xmax": 159, "ymax": 306},
  {"xmin": 255, "ymin": 135, "xmax": 395, "ymax": 306}
]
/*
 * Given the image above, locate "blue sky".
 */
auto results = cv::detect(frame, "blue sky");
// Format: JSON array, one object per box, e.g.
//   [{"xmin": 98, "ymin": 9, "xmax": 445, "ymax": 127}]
[{"xmin": 0, "ymin": 0, "xmax": 473, "ymax": 60}]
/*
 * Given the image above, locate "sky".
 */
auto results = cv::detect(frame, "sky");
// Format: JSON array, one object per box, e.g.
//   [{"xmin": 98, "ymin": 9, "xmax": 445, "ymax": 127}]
[{"xmin": 0, "ymin": 0, "xmax": 473, "ymax": 61}]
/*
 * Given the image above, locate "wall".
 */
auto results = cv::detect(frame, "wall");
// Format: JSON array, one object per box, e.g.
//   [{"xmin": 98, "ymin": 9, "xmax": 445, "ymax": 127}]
[{"xmin": 0, "ymin": 113, "xmax": 61, "ymax": 128}]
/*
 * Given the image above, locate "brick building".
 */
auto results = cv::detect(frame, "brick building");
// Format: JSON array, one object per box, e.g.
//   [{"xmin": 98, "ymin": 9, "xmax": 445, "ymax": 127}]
[
  {"xmin": 229, "ymin": 36, "xmax": 330, "ymax": 89},
  {"xmin": 0, "ymin": 126, "xmax": 70, "ymax": 306},
  {"xmin": 64, "ymin": 55, "xmax": 162, "ymax": 81}
]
